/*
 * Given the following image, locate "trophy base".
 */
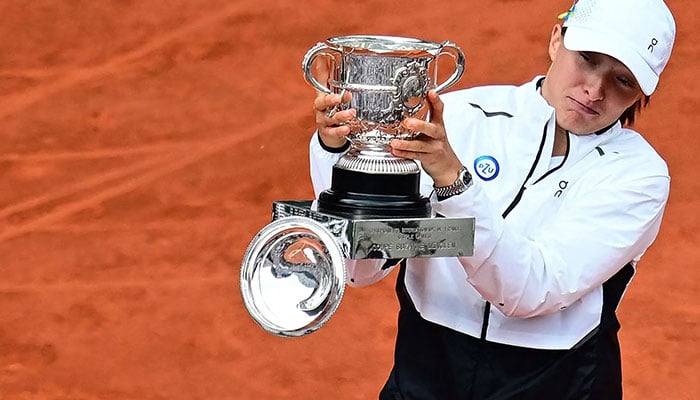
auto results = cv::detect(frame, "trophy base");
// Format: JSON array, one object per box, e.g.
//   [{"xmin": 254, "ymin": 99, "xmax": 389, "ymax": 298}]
[{"xmin": 318, "ymin": 166, "xmax": 431, "ymax": 219}]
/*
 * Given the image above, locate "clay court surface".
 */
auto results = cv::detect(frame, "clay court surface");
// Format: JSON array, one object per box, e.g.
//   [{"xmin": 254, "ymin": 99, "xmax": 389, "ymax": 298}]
[{"xmin": 0, "ymin": 1, "xmax": 698, "ymax": 399}]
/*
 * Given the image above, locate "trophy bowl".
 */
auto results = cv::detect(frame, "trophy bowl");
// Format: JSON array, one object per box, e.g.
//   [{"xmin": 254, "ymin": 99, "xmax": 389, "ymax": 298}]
[{"xmin": 302, "ymin": 35, "xmax": 466, "ymax": 218}]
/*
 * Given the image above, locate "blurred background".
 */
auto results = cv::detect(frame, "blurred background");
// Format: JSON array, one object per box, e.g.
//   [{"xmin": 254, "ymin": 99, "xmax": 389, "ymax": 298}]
[{"xmin": 0, "ymin": 1, "xmax": 697, "ymax": 398}]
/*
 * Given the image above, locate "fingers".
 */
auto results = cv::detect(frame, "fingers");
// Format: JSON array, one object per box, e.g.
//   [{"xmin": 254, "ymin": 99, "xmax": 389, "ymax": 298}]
[
  {"xmin": 315, "ymin": 96, "xmax": 356, "ymax": 128},
  {"xmin": 313, "ymin": 92, "xmax": 339, "ymax": 113},
  {"xmin": 314, "ymin": 90, "xmax": 352, "ymax": 112},
  {"xmin": 403, "ymin": 118, "xmax": 434, "ymax": 138},
  {"xmin": 400, "ymin": 91, "xmax": 446, "ymax": 140},
  {"xmin": 314, "ymin": 91, "xmax": 355, "ymax": 148},
  {"xmin": 390, "ymin": 134, "xmax": 463, "ymax": 185},
  {"xmin": 427, "ymin": 90, "xmax": 445, "ymax": 126},
  {"xmin": 389, "ymin": 136, "xmax": 432, "ymax": 157},
  {"xmin": 317, "ymin": 120, "xmax": 351, "ymax": 148},
  {"xmin": 402, "ymin": 116, "xmax": 444, "ymax": 141},
  {"xmin": 389, "ymin": 90, "xmax": 453, "ymax": 168},
  {"xmin": 312, "ymin": 58, "xmax": 332, "ymax": 88}
]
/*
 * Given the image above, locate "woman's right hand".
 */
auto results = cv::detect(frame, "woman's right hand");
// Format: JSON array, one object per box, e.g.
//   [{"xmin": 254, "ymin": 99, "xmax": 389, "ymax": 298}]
[{"xmin": 313, "ymin": 91, "xmax": 355, "ymax": 149}]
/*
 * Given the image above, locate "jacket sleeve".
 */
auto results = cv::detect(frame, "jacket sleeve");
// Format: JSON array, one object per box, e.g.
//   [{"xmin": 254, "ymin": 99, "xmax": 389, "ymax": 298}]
[
  {"xmin": 432, "ymin": 172, "xmax": 670, "ymax": 318},
  {"xmin": 309, "ymin": 132, "xmax": 343, "ymax": 198}
]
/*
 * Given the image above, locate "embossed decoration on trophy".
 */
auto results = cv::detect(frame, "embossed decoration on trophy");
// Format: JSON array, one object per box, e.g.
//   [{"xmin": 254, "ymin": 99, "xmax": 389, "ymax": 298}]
[{"xmin": 302, "ymin": 35, "xmax": 466, "ymax": 218}]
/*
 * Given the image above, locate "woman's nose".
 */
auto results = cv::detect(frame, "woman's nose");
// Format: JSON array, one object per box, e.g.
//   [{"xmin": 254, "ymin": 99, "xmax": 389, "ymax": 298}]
[{"xmin": 584, "ymin": 75, "xmax": 605, "ymax": 101}]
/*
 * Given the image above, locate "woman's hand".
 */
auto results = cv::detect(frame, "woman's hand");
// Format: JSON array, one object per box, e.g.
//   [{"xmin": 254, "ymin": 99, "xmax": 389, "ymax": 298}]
[
  {"xmin": 390, "ymin": 90, "xmax": 464, "ymax": 186},
  {"xmin": 313, "ymin": 90, "xmax": 355, "ymax": 149}
]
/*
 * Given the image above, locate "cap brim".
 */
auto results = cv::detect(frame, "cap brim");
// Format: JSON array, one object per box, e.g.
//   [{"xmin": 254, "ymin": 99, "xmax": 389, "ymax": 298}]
[{"xmin": 563, "ymin": 26, "xmax": 657, "ymax": 95}]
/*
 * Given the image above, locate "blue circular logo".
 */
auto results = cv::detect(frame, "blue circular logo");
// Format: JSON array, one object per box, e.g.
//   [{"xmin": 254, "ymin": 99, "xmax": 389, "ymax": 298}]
[{"xmin": 473, "ymin": 155, "xmax": 499, "ymax": 181}]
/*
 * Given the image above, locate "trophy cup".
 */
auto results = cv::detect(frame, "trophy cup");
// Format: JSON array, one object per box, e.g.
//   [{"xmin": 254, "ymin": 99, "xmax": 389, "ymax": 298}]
[
  {"xmin": 302, "ymin": 35, "xmax": 465, "ymax": 218},
  {"xmin": 240, "ymin": 36, "xmax": 474, "ymax": 337}
]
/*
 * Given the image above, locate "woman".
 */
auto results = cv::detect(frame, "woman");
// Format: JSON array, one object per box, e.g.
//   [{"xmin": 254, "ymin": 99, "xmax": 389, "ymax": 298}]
[{"xmin": 310, "ymin": 0, "xmax": 676, "ymax": 398}]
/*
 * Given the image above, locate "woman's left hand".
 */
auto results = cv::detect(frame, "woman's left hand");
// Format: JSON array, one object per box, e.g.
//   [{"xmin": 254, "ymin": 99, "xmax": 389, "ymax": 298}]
[{"xmin": 390, "ymin": 90, "xmax": 464, "ymax": 187}]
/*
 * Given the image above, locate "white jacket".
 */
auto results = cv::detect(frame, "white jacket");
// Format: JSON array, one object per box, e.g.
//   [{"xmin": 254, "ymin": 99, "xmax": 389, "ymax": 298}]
[{"xmin": 309, "ymin": 76, "xmax": 669, "ymax": 350}]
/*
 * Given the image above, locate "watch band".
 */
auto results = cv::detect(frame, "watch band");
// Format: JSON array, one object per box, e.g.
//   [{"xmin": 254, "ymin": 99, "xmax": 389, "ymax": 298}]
[{"xmin": 433, "ymin": 166, "xmax": 473, "ymax": 199}]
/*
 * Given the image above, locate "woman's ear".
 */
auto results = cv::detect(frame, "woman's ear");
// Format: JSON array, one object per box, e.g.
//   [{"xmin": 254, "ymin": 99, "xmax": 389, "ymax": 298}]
[{"xmin": 549, "ymin": 24, "xmax": 564, "ymax": 62}]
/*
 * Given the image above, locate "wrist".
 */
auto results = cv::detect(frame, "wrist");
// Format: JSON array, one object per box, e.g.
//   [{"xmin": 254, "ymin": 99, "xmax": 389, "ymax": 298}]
[
  {"xmin": 432, "ymin": 163, "xmax": 466, "ymax": 187},
  {"xmin": 433, "ymin": 166, "xmax": 473, "ymax": 200},
  {"xmin": 317, "ymin": 132, "xmax": 350, "ymax": 153}
]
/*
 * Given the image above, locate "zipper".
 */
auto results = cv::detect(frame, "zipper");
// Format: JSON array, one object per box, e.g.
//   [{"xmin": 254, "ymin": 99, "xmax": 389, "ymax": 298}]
[
  {"xmin": 533, "ymin": 132, "xmax": 570, "ymax": 185},
  {"xmin": 479, "ymin": 302, "xmax": 491, "ymax": 340},
  {"xmin": 479, "ymin": 122, "xmax": 549, "ymax": 341},
  {"xmin": 501, "ymin": 123, "xmax": 549, "ymax": 218}
]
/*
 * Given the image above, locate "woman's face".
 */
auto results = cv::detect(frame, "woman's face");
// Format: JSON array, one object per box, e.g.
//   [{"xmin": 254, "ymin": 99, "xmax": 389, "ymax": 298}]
[{"xmin": 542, "ymin": 24, "xmax": 643, "ymax": 135}]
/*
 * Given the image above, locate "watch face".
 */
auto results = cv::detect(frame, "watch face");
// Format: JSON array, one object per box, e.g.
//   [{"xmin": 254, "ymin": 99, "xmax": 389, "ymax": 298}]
[
  {"xmin": 461, "ymin": 169, "xmax": 473, "ymax": 186},
  {"xmin": 457, "ymin": 169, "xmax": 467, "ymax": 184}
]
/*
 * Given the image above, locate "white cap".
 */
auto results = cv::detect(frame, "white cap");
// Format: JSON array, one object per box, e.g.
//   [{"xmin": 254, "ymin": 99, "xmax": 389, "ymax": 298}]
[{"xmin": 561, "ymin": 0, "xmax": 676, "ymax": 95}]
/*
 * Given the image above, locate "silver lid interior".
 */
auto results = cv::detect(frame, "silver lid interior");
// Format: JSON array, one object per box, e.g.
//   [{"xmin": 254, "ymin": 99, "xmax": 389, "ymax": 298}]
[
  {"xmin": 240, "ymin": 216, "xmax": 346, "ymax": 337},
  {"xmin": 326, "ymin": 35, "xmax": 443, "ymax": 54}
]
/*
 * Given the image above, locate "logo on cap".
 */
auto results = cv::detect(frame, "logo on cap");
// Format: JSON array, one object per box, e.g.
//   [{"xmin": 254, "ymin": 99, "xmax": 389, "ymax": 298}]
[{"xmin": 648, "ymin": 37, "xmax": 658, "ymax": 52}]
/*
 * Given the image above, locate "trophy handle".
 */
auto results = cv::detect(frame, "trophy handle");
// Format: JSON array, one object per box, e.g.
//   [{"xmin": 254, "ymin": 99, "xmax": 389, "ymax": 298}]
[
  {"xmin": 434, "ymin": 41, "xmax": 466, "ymax": 93},
  {"xmin": 302, "ymin": 42, "xmax": 338, "ymax": 94}
]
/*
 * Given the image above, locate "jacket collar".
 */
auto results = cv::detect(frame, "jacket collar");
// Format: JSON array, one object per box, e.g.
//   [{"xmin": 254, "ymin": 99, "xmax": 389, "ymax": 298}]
[{"xmin": 520, "ymin": 76, "xmax": 622, "ymax": 176}]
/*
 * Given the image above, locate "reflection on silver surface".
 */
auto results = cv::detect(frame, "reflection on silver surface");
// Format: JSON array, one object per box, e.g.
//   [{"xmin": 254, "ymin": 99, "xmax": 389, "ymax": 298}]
[
  {"xmin": 240, "ymin": 216, "xmax": 345, "ymax": 337},
  {"xmin": 272, "ymin": 201, "xmax": 475, "ymax": 259},
  {"xmin": 268, "ymin": 233, "xmax": 331, "ymax": 311},
  {"xmin": 302, "ymin": 35, "xmax": 465, "ymax": 175}
]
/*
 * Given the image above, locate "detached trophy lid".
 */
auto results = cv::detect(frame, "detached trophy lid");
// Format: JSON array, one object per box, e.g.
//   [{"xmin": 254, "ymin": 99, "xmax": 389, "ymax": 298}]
[{"xmin": 240, "ymin": 216, "xmax": 346, "ymax": 337}]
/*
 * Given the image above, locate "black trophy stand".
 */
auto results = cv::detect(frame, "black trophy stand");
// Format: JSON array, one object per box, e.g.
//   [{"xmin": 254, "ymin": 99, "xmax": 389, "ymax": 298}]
[{"xmin": 317, "ymin": 165, "xmax": 431, "ymax": 219}]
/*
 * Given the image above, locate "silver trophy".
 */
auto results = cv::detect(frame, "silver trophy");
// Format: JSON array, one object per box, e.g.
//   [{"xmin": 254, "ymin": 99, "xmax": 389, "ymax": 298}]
[
  {"xmin": 240, "ymin": 36, "xmax": 474, "ymax": 337},
  {"xmin": 301, "ymin": 35, "xmax": 466, "ymax": 218}
]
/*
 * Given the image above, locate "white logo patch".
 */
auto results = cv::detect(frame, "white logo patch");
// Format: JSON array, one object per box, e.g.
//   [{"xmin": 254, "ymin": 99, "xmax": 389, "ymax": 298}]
[{"xmin": 474, "ymin": 155, "xmax": 499, "ymax": 181}]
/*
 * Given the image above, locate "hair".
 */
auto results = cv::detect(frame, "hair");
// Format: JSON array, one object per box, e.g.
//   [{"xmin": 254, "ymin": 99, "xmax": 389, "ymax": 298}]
[
  {"xmin": 560, "ymin": 27, "xmax": 650, "ymax": 127},
  {"xmin": 619, "ymin": 95, "xmax": 649, "ymax": 127}
]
